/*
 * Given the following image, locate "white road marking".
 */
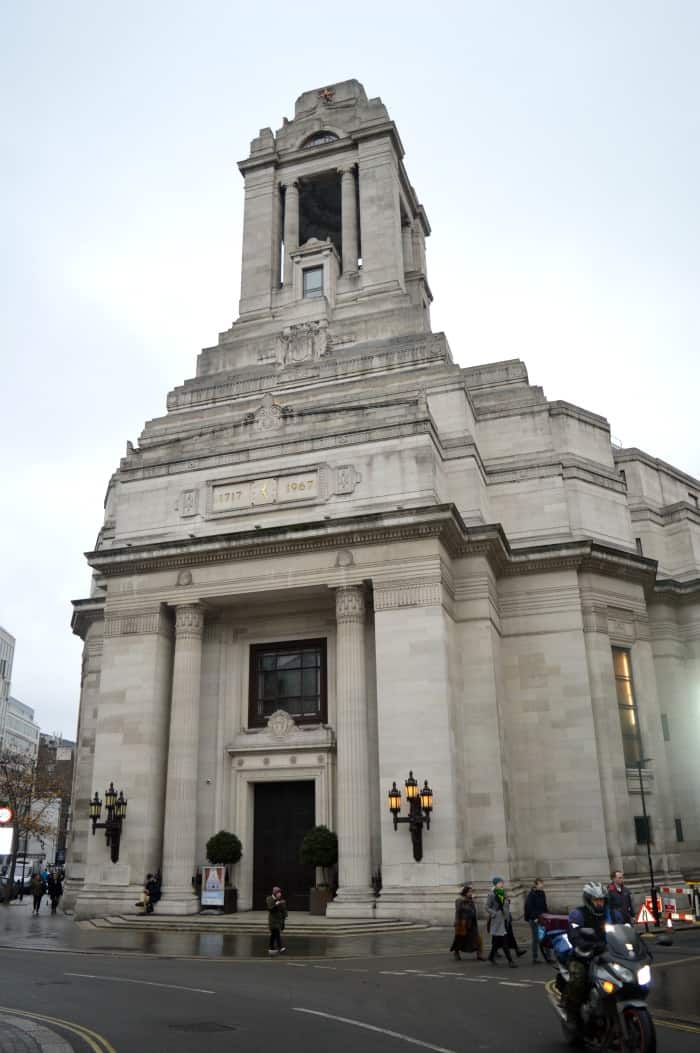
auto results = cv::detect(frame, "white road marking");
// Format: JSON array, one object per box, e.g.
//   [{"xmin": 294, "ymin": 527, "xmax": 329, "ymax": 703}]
[
  {"xmin": 499, "ymin": 981, "xmax": 530, "ymax": 987},
  {"xmin": 312, "ymin": 965, "xmax": 336, "ymax": 970},
  {"xmin": 65, "ymin": 972, "xmax": 214, "ymax": 994},
  {"xmin": 293, "ymin": 1008, "xmax": 457, "ymax": 1053},
  {"xmin": 286, "ymin": 962, "xmax": 307, "ymax": 967}
]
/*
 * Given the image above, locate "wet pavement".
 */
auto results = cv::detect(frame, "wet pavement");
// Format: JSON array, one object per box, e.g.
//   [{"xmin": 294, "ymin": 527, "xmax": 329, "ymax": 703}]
[{"xmin": 2, "ymin": 898, "xmax": 698, "ymax": 1027}]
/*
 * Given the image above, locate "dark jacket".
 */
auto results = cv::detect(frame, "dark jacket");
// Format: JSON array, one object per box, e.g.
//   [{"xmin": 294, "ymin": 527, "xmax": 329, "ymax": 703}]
[
  {"xmin": 607, "ymin": 882, "xmax": 633, "ymax": 923},
  {"xmin": 266, "ymin": 895, "xmax": 288, "ymax": 932},
  {"xmin": 47, "ymin": 875, "xmax": 63, "ymax": 900},
  {"xmin": 524, "ymin": 887, "xmax": 548, "ymax": 921}
]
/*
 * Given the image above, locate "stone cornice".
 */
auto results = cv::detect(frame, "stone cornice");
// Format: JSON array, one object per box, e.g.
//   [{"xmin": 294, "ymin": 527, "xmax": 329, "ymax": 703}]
[
  {"xmin": 84, "ymin": 504, "xmax": 670, "ymax": 597},
  {"xmin": 168, "ymin": 332, "xmax": 451, "ymax": 413},
  {"xmin": 118, "ymin": 417, "xmax": 436, "ymax": 483},
  {"xmin": 652, "ymin": 577, "xmax": 700, "ymax": 601},
  {"xmin": 70, "ymin": 598, "xmax": 105, "ymax": 640},
  {"xmin": 613, "ymin": 447, "xmax": 700, "ymax": 489}
]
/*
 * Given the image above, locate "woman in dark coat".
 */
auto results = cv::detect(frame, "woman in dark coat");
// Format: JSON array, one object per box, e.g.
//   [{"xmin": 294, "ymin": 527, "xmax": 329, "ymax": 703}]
[{"xmin": 450, "ymin": 885, "xmax": 485, "ymax": 961}]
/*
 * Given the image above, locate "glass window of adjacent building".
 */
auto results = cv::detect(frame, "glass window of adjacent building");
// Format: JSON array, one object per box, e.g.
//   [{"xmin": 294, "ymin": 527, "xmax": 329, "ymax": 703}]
[
  {"xmin": 612, "ymin": 647, "xmax": 643, "ymax": 767},
  {"xmin": 248, "ymin": 639, "xmax": 326, "ymax": 727},
  {"xmin": 302, "ymin": 266, "xmax": 323, "ymax": 298}
]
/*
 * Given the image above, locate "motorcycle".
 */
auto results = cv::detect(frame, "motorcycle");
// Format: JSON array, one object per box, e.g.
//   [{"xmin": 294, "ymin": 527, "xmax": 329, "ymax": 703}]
[{"xmin": 544, "ymin": 923, "xmax": 656, "ymax": 1052}]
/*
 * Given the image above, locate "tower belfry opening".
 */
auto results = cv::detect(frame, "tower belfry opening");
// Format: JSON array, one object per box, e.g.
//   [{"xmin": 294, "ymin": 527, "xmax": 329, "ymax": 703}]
[{"xmin": 298, "ymin": 172, "xmax": 342, "ymax": 259}]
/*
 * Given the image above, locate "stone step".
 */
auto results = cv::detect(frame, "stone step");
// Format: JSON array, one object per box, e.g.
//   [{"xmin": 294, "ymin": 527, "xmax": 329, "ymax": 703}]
[{"xmin": 89, "ymin": 914, "xmax": 430, "ymax": 936}]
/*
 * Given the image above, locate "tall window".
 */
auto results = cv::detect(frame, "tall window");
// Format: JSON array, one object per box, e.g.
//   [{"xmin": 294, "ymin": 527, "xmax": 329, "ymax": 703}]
[
  {"xmin": 249, "ymin": 639, "xmax": 326, "ymax": 728},
  {"xmin": 612, "ymin": 647, "xmax": 643, "ymax": 767}
]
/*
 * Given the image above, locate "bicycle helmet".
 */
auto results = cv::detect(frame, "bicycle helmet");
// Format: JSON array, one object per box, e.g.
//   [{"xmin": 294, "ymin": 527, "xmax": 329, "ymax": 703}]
[{"xmin": 582, "ymin": 880, "xmax": 607, "ymax": 916}]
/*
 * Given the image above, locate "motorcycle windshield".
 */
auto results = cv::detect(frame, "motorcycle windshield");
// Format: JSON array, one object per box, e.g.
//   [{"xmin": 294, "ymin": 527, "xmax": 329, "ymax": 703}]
[{"xmin": 605, "ymin": 923, "xmax": 645, "ymax": 960}]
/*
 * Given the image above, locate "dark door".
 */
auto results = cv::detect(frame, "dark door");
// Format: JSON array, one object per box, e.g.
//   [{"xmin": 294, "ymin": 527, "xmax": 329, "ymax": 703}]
[{"xmin": 253, "ymin": 781, "xmax": 315, "ymax": 911}]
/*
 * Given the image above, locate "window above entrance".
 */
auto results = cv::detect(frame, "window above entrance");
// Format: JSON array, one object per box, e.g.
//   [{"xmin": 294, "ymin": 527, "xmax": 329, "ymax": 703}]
[{"xmin": 249, "ymin": 639, "xmax": 327, "ymax": 727}]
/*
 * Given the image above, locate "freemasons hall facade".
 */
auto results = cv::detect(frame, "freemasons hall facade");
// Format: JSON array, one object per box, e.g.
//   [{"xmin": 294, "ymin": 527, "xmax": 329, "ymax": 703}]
[{"xmin": 66, "ymin": 80, "xmax": 700, "ymax": 920}]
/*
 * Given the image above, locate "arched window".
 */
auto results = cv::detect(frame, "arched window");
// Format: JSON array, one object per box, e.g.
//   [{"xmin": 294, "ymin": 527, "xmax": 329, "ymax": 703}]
[{"xmin": 302, "ymin": 131, "xmax": 339, "ymax": 148}]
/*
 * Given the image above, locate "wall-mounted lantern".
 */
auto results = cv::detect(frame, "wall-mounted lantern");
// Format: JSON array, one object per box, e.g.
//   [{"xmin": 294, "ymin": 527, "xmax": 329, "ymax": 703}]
[
  {"xmin": 388, "ymin": 771, "xmax": 433, "ymax": 861},
  {"xmin": 89, "ymin": 782, "xmax": 127, "ymax": 863}
]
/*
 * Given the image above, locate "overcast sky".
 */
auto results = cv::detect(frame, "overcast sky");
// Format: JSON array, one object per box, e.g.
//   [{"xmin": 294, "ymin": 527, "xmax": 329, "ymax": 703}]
[{"xmin": 2, "ymin": 2, "xmax": 698, "ymax": 740}]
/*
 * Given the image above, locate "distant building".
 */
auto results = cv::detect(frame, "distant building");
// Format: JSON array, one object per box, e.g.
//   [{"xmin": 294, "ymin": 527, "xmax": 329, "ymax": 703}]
[
  {"xmin": 37, "ymin": 734, "xmax": 75, "ymax": 865},
  {"xmin": 0, "ymin": 626, "xmax": 15, "ymax": 743},
  {"xmin": 1, "ymin": 697, "xmax": 40, "ymax": 759}
]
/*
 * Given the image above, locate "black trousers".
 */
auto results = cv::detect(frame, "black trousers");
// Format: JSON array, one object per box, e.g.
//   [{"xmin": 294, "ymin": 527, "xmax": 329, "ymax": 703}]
[
  {"xmin": 269, "ymin": 927, "xmax": 282, "ymax": 951},
  {"xmin": 32, "ymin": 894, "xmax": 42, "ymax": 912},
  {"xmin": 489, "ymin": 934, "xmax": 513, "ymax": 962}
]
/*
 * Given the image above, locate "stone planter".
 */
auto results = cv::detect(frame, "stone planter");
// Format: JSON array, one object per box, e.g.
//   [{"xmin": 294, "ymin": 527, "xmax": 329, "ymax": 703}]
[{"xmin": 309, "ymin": 887, "xmax": 333, "ymax": 916}]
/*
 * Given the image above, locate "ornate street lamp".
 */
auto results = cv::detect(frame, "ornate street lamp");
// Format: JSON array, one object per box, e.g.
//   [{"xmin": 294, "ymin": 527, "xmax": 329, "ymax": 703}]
[
  {"xmin": 388, "ymin": 771, "xmax": 433, "ymax": 861},
  {"xmin": 89, "ymin": 782, "xmax": 127, "ymax": 863}
]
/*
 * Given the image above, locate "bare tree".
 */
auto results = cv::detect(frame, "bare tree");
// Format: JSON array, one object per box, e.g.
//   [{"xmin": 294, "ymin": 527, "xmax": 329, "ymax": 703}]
[{"xmin": 0, "ymin": 747, "xmax": 66, "ymax": 904}]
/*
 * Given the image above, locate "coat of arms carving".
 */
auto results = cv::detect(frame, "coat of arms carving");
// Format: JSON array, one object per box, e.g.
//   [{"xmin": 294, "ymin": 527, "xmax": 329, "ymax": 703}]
[{"xmin": 279, "ymin": 320, "xmax": 329, "ymax": 366}]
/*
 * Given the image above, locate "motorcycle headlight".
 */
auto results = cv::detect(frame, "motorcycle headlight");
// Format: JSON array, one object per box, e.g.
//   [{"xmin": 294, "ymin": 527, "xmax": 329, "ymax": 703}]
[
  {"xmin": 610, "ymin": 962, "xmax": 635, "ymax": 983},
  {"xmin": 637, "ymin": 965, "xmax": 651, "ymax": 986}
]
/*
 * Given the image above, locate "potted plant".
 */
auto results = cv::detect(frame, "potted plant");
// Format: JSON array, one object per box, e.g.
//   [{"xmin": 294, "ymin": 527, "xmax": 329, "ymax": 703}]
[
  {"xmin": 300, "ymin": 825, "xmax": 338, "ymax": 915},
  {"xmin": 205, "ymin": 830, "xmax": 242, "ymax": 913}
]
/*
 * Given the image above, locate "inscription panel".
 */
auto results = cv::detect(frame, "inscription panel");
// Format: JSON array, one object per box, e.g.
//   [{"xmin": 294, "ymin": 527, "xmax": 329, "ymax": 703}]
[{"xmin": 209, "ymin": 470, "xmax": 320, "ymax": 516}]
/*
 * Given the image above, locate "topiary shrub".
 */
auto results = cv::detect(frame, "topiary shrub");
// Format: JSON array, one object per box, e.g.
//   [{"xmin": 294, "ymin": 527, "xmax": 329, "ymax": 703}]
[
  {"xmin": 206, "ymin": 830, "xmax": 242, "ymax": 868},
  {"xmin": 299, "ymin": 825, "xmax": 338, "ymax": 887}
]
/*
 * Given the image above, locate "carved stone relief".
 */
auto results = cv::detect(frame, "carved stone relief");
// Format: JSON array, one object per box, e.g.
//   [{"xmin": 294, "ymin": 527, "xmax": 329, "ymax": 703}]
[
  {"xmin": 279, "ymin": 320, "xmax": 329, "ymax": 365},
  {"xmin": 180, "ymin": 489, "xmax": 199, "ymax": 517},
  {"xmin": 267, "ymin": 709, "xmax": 297, "ymax": 738},
  {"xmin": 335, "ymin": 465, "xmax": 361, "ymax": 495}
]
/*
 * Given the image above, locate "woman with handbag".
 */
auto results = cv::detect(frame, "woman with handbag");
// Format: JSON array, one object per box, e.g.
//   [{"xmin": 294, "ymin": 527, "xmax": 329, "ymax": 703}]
[{"xmin": 450, "ymin": 885, "xmax": 485, "ymax": 961}]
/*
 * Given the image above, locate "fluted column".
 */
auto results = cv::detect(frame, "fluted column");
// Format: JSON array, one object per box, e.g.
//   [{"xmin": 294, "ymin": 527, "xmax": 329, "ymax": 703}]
[
  {"xmin": 282, "ymin": 179, "xmax": 299, "ymax": 286},
  {"xmin": 327, "ymin": 585, "xmax": 374, "ymax": 916},
  {"xmin": 339, "ymin": 166, "xmax": 358, "ymax": 274},
  {"xmin": 161, "ymin": 603, "xmax": 204, "ymax": 913}
]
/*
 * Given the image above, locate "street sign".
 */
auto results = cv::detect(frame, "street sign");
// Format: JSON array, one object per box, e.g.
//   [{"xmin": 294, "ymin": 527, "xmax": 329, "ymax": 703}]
[{"xmin": 636, "ymin": 902, "xmax": 655, "ymax": 924}]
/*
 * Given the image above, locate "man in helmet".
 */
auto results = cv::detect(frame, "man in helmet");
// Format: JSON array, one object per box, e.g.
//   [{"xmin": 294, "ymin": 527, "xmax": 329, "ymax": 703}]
[{"xmin": 564, "ymin": 881, "xmax": 610, "ymax": 1023}]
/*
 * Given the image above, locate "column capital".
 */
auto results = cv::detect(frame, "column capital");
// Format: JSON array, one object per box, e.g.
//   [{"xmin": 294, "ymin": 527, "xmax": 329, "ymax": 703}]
[
  {"xmin": 335, "ymin": 585, "xmax": 366, "ymax": 624},
  {"xmin": 337, "ymin": 164, "xmax": 356, "ymax": 178},
  {"xmin": 280, "ymin": 177, "xmax": 299, "ymax": 192},
  {"xmin": 174, "ymin": 603, "xmax": 204, "ymax": 639}
]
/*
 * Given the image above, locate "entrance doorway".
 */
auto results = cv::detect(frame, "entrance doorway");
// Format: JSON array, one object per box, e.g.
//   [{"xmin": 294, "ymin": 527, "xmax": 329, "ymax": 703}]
[{"xmin": 253, "ymin": 781, "xmax": 315, "ymax": 911}]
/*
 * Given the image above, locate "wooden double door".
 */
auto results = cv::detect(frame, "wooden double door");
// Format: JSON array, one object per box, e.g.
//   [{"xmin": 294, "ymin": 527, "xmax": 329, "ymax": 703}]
[{"xmin": 252, "ymin": 781, "xmax": 315, "ymax": 911}]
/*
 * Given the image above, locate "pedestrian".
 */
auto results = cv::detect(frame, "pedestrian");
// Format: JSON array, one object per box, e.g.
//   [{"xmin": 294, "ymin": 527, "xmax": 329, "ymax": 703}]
[
  {"xmin": 30, "ymin": 872, "xmax": 46, "ymax": 915},
  {"xmin": 607, "ymin": 869, "xmax": 634, "ymax": 923},
  {"xmin": 47, "ymin": 869, "xmax": 63, "ymax": 915},
  {"xmin": 450, "ymin": 884, "xmax": 486, "ymax": 961},
  {"xmin": 524, "ymin": 877, "xmax": 553, "ymax": 963},
  {"xmin": 486, "ymin": 877, "xmax": 517, "ymax": 968},
  {"xmin": 266, "ymin": 885, "xmax": 287, "ymax": 955},
  {"xmin": 145, "ymin": 873, "xmax": 161, "ymax": 913}
]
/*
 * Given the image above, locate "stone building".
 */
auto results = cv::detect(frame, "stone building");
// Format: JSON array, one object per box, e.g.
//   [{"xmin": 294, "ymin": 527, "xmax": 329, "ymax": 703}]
[{"xmin": 66, "ymin": 80, "xmax": 700, "ymax": 921}]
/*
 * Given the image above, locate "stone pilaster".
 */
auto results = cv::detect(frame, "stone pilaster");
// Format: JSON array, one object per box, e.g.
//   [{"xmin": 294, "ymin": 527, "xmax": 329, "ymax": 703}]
[
  {"xmin": 282, "ymin": 180, "xmax": 299, "ymax": 286},
  {"xmin": 326, "ymin": 585, "xmax": 374, "ymax": 916},
  {"xmin": 161, "ymin": 603, "xmax": 204, "ymax": 913},
  {"xmin": 339, "ymin": 166, "xmax": 358, "ymax": 275}
]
